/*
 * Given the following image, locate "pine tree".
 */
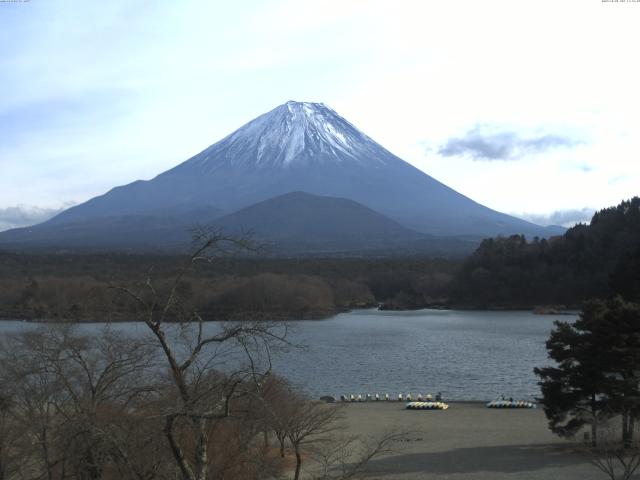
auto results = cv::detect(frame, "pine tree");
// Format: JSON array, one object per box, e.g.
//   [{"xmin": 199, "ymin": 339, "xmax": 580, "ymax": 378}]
[
  {"xmin": 585, "ymin": 298, "xmax": 640, "ymax": 447},
  {"xmin": 534, "ymin": 311, "xmax": 608, "ymax": 445},
  {"xmin": 535, "ymin": 298, "xmax": 640, "ymax": 446}
]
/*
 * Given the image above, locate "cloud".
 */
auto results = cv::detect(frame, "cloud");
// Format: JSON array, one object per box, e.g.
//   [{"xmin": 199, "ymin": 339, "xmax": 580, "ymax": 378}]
[
  {"xmin": 0, "ymin": 203, "xmax": 74, "ymax": 232},
  {"xmin": 438, "ymin": 126, "xmax": 581, "ymax": 161},
  {"xmin": 515, "ymin": 207, "xmax": 595, "ymax": 227}
]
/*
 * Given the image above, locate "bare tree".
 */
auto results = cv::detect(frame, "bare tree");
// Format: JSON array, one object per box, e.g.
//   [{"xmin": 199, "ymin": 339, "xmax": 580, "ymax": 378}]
[
  {"xmin": 0, "ymin": 389, "xmax": 21, "ymax": 480},
  {"xmin": 260, "ymin": 375, "xmax": 296, "ymax": 459},
  {"xmin": 308, "ymin": 429, "xmax": 411, "ymax": 480},
  {"xmin": 585, "ymin": 418, "xmax": 640, "ymax": 480},
  {"xmin": 261, "ymin": 383, "xmax": 411, "ymax": 480},
  {"xmin": 285, "ymin": 398, "xmax": 346, "ymax": 480},
  {"xmin": 113, "ymin": 228, "xmax": 289, "ymax": 480},
  {"xmin": 0, "ymin": 325, "xmax": 162, "ymax": 480},
  {"xmin": 0, "ymin": 329, "xmax": 67, "ymax": 480}
]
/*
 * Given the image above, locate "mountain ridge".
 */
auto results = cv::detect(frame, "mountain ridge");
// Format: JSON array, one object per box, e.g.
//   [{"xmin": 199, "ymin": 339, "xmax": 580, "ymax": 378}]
[
  {"xmin": 0, "ymin": 101, "xmax": 564, "ymax": 252},
  {"xmin": 0, "ymin": 192, "xmax": 481, "ymax": 256}
]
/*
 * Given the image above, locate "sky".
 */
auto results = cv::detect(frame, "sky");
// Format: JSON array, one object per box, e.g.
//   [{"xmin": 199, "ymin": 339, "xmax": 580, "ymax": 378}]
[{"xmin": 1, "ymin": 0, "xmax": 639, "ymax": 231}]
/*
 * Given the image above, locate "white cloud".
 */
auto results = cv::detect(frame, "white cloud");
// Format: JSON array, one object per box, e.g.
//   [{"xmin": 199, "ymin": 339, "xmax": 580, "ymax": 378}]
[
  {"xmin": 0, "ymin": 203, "xmax": 74, "ymax": 232},
  {"xmin": 513, "ymin": 208, "xmax": 596, "ymax": 228}
]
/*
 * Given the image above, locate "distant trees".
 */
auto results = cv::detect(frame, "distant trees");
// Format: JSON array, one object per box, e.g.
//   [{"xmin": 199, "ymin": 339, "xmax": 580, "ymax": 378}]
[
  {"xmin": 535, "ymin": 298, "xmax": 640, "ymax": 448},
  {"xmin": 209, "ymin": 273, "xmax": 338, "ymax": 320},
  {"xmin": 452, "ymin": 197, "xmax": 640, "ymax": 308},
  {"xmin": 0, "ymin": 254, "xmax": 464, "ymax": 322}
]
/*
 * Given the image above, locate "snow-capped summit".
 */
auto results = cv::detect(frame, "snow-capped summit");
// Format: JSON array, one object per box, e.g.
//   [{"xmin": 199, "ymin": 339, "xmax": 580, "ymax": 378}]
[
  {"xmin": 183, "ymin": 100, "xmax": 391, "ymax": 171},
  {"xmin": 24, "ymin": 101, "xmax": 562, "ymax": 241}
]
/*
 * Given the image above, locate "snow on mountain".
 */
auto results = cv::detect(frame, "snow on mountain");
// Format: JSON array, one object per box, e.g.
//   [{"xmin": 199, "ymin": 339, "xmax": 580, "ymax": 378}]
[{"xmin": 184, "ymin": 101, "xmax": 391, "ymax": 171}]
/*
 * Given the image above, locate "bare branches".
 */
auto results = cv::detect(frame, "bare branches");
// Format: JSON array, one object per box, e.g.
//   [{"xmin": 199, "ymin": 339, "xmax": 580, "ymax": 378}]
[
  {"xmin": 151, "ymin": 225, "xmax": 260, "ymax": 327},
  {"xmin": 309, "ymin": 428, "xmax": 412, "ymax": 480},
  {"xmin": 258, "ymin": 377, "xmax": 414, "ymax": 480},
  {"xmin": 188, "ymin": 225, "xmax": 261, "ymax": 261},
  {"xmin": 583, "ymin": 418, "xmax": 640, "ymax": 480},
  {"xmin": 0, "ymin": 324, "xmax": 164, "ymax": 480},
  {"xmin": 109, "ymin": 228, "xmax": 287, "ymax": 480}
]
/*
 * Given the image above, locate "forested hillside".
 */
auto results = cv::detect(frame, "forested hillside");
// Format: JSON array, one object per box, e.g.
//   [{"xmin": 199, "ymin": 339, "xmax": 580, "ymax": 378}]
[
  {"xmin": 0, "ymin": 254, "xmax": 458, "ymax": 321},
  {"xmin": 451, "ymin": 197, "xmax": 640, "ymax": 308}
]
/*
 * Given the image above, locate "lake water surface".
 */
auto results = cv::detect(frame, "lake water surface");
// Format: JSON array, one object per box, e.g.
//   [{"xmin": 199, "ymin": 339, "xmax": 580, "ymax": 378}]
[{"xmin": 0, "ymin": 309, "xmax": 573, "ymax": 401}]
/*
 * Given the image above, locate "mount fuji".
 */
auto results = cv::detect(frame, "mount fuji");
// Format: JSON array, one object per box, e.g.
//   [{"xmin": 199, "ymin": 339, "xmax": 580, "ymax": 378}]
[{"xmin": 0, "ymin": 101, "xmax": 562, "ymax": 253}]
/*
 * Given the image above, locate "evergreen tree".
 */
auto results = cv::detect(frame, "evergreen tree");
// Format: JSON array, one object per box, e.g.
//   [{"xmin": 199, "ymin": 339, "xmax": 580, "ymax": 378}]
[
  {"xmin": 611, "ymin": 245, "xmax": 640, "ymax": 303},
  {"xmin": 534, "ymin": 310, "xmax": 608, "ymax": 445},
  {"xmin": 585, "ymin": 298, "xmax": 640, "ymax": 447},
  {"xmin": 535, "ymin": 298, "xmax": 640, "ymax": 446}
]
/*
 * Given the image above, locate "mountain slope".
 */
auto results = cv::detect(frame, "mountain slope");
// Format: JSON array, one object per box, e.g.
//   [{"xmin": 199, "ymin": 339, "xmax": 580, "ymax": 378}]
[
  {"xmin": 0, "ymin": 206, "xmax": 222, "ymax": 251},
  {"xmin": 211, "ymin": 192, "xmax": 481, "ymax": 255},
  {"xmin": 213, "ymin": 191, "xmax": 425, "ymax": 252},
  {"xmin": 42, "ymin": 101, "xmax": 559, "ymax": 238},
  {"xmin": 0, "ymin": 192, "xmax": 479, "ymax": 255}
]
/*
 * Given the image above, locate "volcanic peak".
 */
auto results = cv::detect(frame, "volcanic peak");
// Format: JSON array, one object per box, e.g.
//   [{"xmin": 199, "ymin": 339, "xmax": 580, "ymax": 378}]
[{"xmin": 181, "ymin": 100, "xmax": 390, "ymax": 172}]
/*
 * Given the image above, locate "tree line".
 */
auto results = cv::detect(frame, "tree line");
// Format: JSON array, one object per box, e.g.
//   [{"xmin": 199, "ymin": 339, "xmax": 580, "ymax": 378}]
[
  {"xmin": 0, "ymin": 253, "xmax": 458, "ymax": 322},
  {"xmin": 2, "ymin": 197, "xmax": 639, "ymax": 321},
  {"xmin": 450, "ymin": 197, "xmax": 640, "ymax": 308}
]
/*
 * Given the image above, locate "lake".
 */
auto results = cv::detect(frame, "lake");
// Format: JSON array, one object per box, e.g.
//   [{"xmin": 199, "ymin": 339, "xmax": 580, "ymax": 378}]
[{"xmin": 0, "ymin": 308, "xmax": 572, "ymax": 401}]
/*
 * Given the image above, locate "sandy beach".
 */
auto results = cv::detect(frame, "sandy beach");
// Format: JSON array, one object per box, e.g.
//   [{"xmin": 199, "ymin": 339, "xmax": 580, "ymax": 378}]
[{"xmin": 341, "ymin": 402, "xmax": 604, "ymax": 480}]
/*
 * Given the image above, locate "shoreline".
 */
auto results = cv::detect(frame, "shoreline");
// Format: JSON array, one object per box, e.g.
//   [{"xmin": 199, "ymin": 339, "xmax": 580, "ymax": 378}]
[{"xmin": 0, "ymin": 305, "xmax": 579, "ymax": 323}]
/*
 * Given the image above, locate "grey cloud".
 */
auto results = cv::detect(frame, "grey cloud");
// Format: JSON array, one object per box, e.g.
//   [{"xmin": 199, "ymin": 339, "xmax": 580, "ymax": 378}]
[
  {"xmin": 0, "ymin": 203, "xmax": 74, "ymax": 232},
  {"xmin": 439, "ymin": 126, "xmax": 582, "ymax": 161},
  {"xmin": 516, "ymin": 207, "xmax": 595, "ymax": 227}
]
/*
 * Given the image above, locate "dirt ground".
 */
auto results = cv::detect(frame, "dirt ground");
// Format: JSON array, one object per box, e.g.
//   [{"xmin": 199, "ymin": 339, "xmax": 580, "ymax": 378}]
[{"xmin": 340, "ymin": 401, "xmax": 617, "ymax": 480}]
